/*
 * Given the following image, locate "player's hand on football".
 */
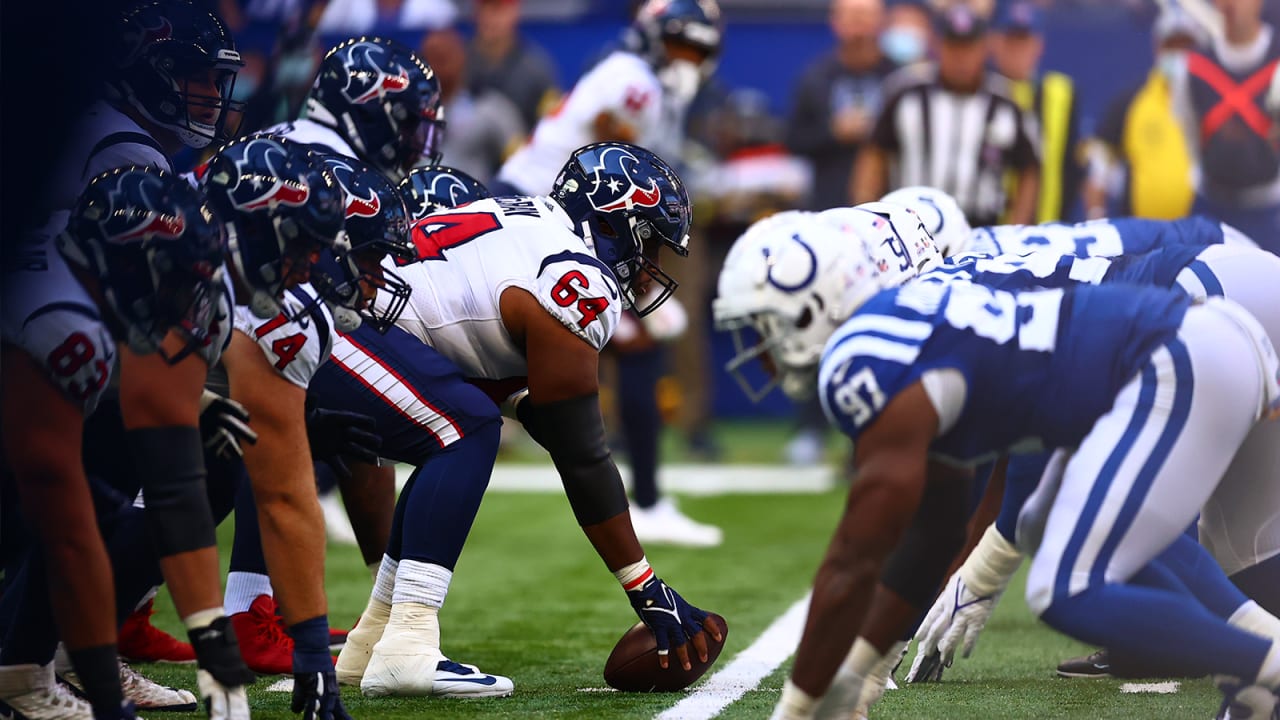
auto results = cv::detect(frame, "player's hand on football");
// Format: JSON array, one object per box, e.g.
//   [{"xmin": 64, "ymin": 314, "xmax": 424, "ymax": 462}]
[
  {"xmin": 199, "ymin": 390, "xmax": 258, "ymax": 461},
  {"xmin": 291, "ymin": 669, "xmax": 352, "ymax": 720},
  {"xmin": 907, "ymin": 571, "xmax": 998, "ymax": 682},
  {"xmin": 304, "ymin": 405, "xmax": 382, "ymax": 480},
  {"xmin": 626, "ymin": 576, "xmax": 723, "ymax": 671},
  {"xmin": 188, "ymin": 616, "xmax": 255, "ymax": 720}
]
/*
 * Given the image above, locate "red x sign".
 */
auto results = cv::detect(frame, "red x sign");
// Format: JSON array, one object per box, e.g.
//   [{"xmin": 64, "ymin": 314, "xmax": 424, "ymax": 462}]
[{"xmin": 1187, "ymin": 53, "xmax": 1279, "ymax": 141}]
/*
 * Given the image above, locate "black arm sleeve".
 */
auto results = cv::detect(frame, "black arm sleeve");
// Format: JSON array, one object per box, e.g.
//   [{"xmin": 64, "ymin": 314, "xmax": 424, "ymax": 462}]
[
  {"xmin": 517, "ymin": 393, "xmax": 630, "ymax": 526},
  {"xmin": 879, "ymin": 471, "xmax": 973, "ymax": 609}
]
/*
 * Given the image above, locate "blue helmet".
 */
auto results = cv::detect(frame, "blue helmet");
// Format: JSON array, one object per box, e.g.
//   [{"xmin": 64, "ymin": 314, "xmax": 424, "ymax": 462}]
[
  {"xmin": 626, "ymin": 0, "xmax": 724, "ymax": 68},
  {"xmin": 397, "ymin": 165, "xmax": 492, "ymax": 221},
  {"xmin": 56, "ymin": 166, "xmax": 226, "ymax": 363},
  {"xmin": 108, "ymin": 0, "xmax": 245, "ymax": 148},
  {"xmin": 201, "ymin": 135, "xmax": 345, "ymax": 321},
  {"xmin": 311, "ymin": 152, "xmax": 414, "ymax": 334},
  {"xmin": 306, "ymin": 37, "xmax": 445, "ymax": 182},
  {"xmin": 550, "ymin": 142, "xmax": 691, "ymax": 316}
]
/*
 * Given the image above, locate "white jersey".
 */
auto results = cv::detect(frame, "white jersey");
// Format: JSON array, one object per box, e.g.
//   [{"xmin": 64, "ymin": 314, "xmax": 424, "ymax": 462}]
[
  {"xmin": 232, "ymin": 283, "xmax": 336, "ymax": 389},
  {"xmin": 260, "ymin": 118, "xmax": 357, "ymax": 159},
  {"xmin": 385, "ymin": 195, "xmax": 622, "ymax": 381},
  {"xmin": 50, "ymin": 101, "xmax": 171, "ymax": 213},
  {"xmin": 496, "ymin": 51, "xmax": 664, "ymax": 195},
  {"xmin": 2, "ymin": 213, "xmax": 116, "ymax": 413}
]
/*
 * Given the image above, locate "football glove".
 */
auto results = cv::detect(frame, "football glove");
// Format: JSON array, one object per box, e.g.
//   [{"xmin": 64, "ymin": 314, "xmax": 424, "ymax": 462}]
[
  {"xmin": 199, "ymin": 390, "xmax": 257, "ymax": 461},
  {"xmin": 188, "ymin": 616, "xmax": 255, "ymax": 720},
  {"xmin": 291, "ymin": 670, "xmax": 351, "ymax": 720},
  {"xmin": 626, "ymin": 576, "xmax": 708, "ymax": 663},
  {"xmin": 305, "ymin": 405, "xmax": 382, "ymax": 480}
]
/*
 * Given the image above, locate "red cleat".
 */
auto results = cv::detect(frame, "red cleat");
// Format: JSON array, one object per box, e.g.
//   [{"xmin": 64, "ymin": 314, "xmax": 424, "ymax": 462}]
[
  {"xmin": 118, "ymin": 599, "xmax": 196, "ymax": 664},
  {"xmin": 230, "ymin": 595, "xmax": 295, "ymax": 675}
]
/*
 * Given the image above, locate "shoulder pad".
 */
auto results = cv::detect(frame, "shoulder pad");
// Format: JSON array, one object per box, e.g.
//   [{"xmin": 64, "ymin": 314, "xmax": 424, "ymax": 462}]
[
  {"xmin": 232, "ymin": 289, "xmax": 333, "ymax": 388},
  {"xmin": 533, "ymin": 251, "xmax": 622, "ymax": 351},
  {"xmin": 11, "ymin": 304, "xmax": 116, "ymax": 412}
]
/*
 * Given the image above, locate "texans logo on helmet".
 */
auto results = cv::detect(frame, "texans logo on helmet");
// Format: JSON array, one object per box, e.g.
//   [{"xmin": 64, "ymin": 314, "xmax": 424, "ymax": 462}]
[
  {"xmin": 323, "ymin": 157, "xmax": 381, "ymax": 219},
  {"xmin": 428, "ymin": 172, "xmax": 470, "ymax": 210},
  {"xmin": 340, "ymin": 44, "xmax": 411, "ymax": 105},
  {"xmin": 106, "ymin": 172, "xmax": 186, "ymax": 244},
  {"xmin": 585, "ymin": 147, "xmax": 662, "ymax": 213},
  {"xmin": 227, "ymin": 139, "xmax": 310, "ymax": 212},
  {"xmin": 140, "ymin": 18, "xmax": 173, "ymax": 46}
]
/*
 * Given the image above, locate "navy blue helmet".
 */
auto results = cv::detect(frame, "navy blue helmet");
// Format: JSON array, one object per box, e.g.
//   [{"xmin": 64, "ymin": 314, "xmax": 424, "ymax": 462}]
[
  {"xmin": 397, "ymin": 165, "xmax": 492, "ymax": 221},
  {"xmin": 626, "ymin": 0, "xmax": 724, "ymax": 68},
  {"xmin": 57, "ymin": 166, "xmax": 226, "ymax": 363},
  {"xmin": 307, "ymin": 37, "xmax": 445, "ymax": 182},
  {"xmin": 551, "ymin": 142, "xmax": 691, "ymax": 316},
  {"xmin": 312, "ymin": 152, "xmax": 414, "ymax": 333},
  {"xmin": 109, "ymin": 0, "xmax": 245, "ymax": 148},
  {"xmin": 201, "ymin": 135, "xmax": 345, "ymax": 321}
]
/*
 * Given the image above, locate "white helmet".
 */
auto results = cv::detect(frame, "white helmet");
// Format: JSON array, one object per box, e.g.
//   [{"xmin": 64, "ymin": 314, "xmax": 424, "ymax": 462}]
[
  {"xmin": 817, "ymin": 202, "xmax": 943, "ymax": 287},
  {"xmin": 713, "ymin": 213, "xmax": 884, "ymax": 401},
  {"xmin": 880, "ymin": 186, "xmax": 971, "ymax": 256}
]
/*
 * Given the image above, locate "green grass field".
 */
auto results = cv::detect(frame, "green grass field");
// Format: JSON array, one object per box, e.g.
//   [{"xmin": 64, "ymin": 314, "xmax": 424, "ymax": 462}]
[{"xmin": 136, "ymin": 421, "xmax": 1223, "ymax": 719}]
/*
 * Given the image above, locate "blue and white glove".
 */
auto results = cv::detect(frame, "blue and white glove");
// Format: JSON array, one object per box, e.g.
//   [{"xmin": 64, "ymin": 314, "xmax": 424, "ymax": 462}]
[
  {"xmin": 907, "ymin": 525, "xmax": 1023, "ymax": 683},
  {"xmin": 627, "ymin": 575, "xmax": 709, "ymax": 663},
  {"xmin": 289, "ymin": 617, "xmax": 351, "ymax": 720}
]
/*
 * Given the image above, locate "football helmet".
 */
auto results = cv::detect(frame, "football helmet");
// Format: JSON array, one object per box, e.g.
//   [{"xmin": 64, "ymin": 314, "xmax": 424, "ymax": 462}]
[
  {"xmin": 306, "ymin": 37, "xmax": 445, "ymax": 182},
  {"xmin": 108, "ymin": 0, "xmax": 245, "ymax": 148},
  {"xmin": 818, "ymin": 202, "xmax": 943, "ymax": 288},
  {"xmin": 880, "ymin": 186, "xmax": 971, "ymax": 256},
  {"xmin": 627, "ymin": 0, "xmax": 724, "ymax": 69},
  {"xmin": 551, "ymin": 142, "xmax": 691, "ymax": 317},
  {"xmin": 311, "ymin": 152, "xmax": 414, "ymax": 334},
  {"xmin": 201, "ymin": 135, "xmax": 345, "ymax": 321},
  {"xmin": 57, "ymin": 166, "xmax": 226, "ymax": 362},
  {"xmin": 713, "ymin": 213, "xmax": 884, "ymax": 401},
  {"xmin": 398, "ymin": 165, "xmax": 492, "ymax": 221}
]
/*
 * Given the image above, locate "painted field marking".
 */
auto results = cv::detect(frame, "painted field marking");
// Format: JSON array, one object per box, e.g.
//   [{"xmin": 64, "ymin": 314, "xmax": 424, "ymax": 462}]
[
  {"xmin": 394, "ymin": 464, "xmax": 836, "ymax": 496},
  {"xmin": 654, "ymin": 593, "xmax": 811, "ymax": 720},
  {"xmin": 1120, "ymin": 681, "xmax": 1181, "ymax": 694}
]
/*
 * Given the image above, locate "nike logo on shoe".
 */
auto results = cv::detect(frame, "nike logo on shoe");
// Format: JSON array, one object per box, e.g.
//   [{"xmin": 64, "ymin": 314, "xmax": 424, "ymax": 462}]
[{"xmin": 436, "ymin": 661, "xmax": 498, "ymax": 685}]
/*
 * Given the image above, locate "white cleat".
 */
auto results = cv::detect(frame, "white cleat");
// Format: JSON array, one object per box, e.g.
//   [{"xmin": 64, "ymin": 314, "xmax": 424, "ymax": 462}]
[
  {"xmin": 631, "ymin": 498, "xmax": 723, "ymax": 548},
  {"xmin": 1216, "ymin": 679, "xmax": 1279, "ymax": 720},
  {"xmin": 335, "ymin": 601, "xmax": 390, "ymax": 687},
  {"xmin": 319, "ymin": 492, "xmax": 359, "ymax": 546},
  {"xmin": 55, "ymin": 647, "xmax": 195, "ymax": 713},
  {"xmin": 360, "ymin": 603, "xmax": 513, "ymax": 698},
  {"xmin": 0, "ymin": 663, "xmax": 92, "ymax": 720},
  {"xmin": 429, "ymin": 661, "xmax": 513, "ymax": 699}
]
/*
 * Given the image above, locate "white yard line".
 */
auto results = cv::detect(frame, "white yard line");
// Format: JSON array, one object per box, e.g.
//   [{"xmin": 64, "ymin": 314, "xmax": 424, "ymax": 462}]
[
  {"xmin": 1120, "ymin": 681, "xmax": 1180, "ymax": 694},
  {"xmin": 654, "ymin": 593, "xmax": 811, "ymax": 720},
  {"xmin": 394, "ymin": 464, "xmax": 836, "ymax": 495}
]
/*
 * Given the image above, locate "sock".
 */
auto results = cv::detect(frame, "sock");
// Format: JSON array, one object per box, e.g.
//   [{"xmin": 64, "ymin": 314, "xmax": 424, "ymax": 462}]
[
  {"xmin": 224, "ymin": 572, "xmax": 272, "ymax": 615},
  {"xmin": 67, "ymin": 644, "xmax": 125, "ymax": 718},
  {"xmin": 616, "ymin": 347, "xmax": 663, "ymax": 509},
  {"xmin": 1041, "ymin": 582, "xmax": 1272, "ymax": 682},
  {"xmin": 1229, "ymin": 601, "xmax": 1280, "ymax": 688},
  {"xmin": 287, "ymin": 616, "xmax": 331, "ymax": 673},
  {"xmin": 372, "ymin": 556, "xmax": 398, "ymax": 606},
  {"xmin": 398, "ymin": 423, "xmax": 499, "ymax": 568},
  {"xmin": 392, "ymin": 560, "xmax": 452, "ymax": 608},
  {"xmin": 229, "ymin": 480, "xmax": 268, "ymax": 576},
  {"xmin": 182, "ymin": 606, "xmax": 226, "ymax": 631},
  {"xmin": 134, "ymin": 588, "xmax": 159, "ymax": 612}
]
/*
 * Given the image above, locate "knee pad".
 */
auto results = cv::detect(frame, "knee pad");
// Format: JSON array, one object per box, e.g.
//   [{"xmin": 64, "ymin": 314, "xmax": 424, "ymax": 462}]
[{"xmin": 129, "ymin": 426, "xmax": 217, "ymax": 556}]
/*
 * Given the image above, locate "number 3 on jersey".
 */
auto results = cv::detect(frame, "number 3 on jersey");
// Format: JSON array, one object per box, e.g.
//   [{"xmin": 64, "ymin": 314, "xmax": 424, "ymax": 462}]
[{"xmin": 551, "ymin": 270, "xmax": 609, "ymax": 328}]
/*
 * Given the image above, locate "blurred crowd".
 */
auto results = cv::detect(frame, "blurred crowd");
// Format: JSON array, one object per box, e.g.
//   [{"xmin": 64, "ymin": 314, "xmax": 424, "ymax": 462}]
[{"xmin": 193, "ymin": 0, "xmax": 1277, "ymax": 466}]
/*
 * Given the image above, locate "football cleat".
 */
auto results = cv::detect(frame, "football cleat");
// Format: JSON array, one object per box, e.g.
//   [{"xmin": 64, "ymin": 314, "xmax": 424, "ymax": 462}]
[
  {"xmin": 335, "ymin": 603, "xmax": 390, "ymax": 687},
  {"xmin": 360, "ymin": 603, "xmax": 513, "ymax": 698},
  {"xmin": 630, "ymin": 498, "xmax": 723, "ymax": 548},
  {"xmin": 0, "ymin": 663, "xmax": 92, "ymax": 720},
  {"xmin": 118, "ymin": 599, "xmax": 196, "ymax": 664},
  {"xmin": 230, "ymin": 595, "xmax": 295, "ymax": 675},
  {"xmin": 56, "ymin": 647, "xmax": 196, "ymax": 713},
  {"xmin": 1055, "ymin": 649, "xmax": 1112, "ymax": 678}
]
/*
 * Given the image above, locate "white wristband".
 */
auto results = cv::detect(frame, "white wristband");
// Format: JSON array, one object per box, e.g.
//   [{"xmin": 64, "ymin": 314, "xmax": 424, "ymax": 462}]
[{"xmin": 959, "ymin": 524, "xmax": 1024, "ymax": 597}]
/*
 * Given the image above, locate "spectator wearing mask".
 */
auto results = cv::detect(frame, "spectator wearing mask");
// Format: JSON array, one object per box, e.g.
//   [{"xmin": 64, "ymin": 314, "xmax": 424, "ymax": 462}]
[
  {"xmin": 420, "ymin": 28, "xmax": 525, "ymax": 183},
  {"xmin": 1171, "ymin": 0, "xmax": 1280, "ymax": 251},
  {"xmin": 1082, "ymin": 8, "xmax": 1207, "ymax": 220},
  {"xmin": 467, "ymin": 0, "xmax": 560, "ymax": 131},
  {"xmin": 786, "ymin": 0, "xmax": 898, "ymax": 211},
  {"xmin": 853, "ymin": 4, "xmax": 1040, "ymax": 226},
  {"xmin": 991, "ymin": 1, "xmax": 1083, "ymax": 222},
  {"xmin": 881, "ymin": 1, "xmax": 932, "ymax": 67}
]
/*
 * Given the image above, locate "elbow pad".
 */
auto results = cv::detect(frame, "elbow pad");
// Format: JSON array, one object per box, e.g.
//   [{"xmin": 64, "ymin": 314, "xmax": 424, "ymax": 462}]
[
  {"xmin": 518, "ymin": 393, "xmax": 629, "ymax": 526},
  {"xmin": 128, "ymin": 426, "xmax": 217, "ymax": 556}
]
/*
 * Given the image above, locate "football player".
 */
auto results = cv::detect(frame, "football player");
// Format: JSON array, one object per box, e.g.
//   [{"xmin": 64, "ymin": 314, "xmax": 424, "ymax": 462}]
[
  {"xmin": 713, "ymin": 212, "xmax": 1280, "ymax": 719},
  {"xmin": 1, "ymin": 168, "xmax": 238, "ymax": 720},
  {"xmin": 333, "ymin": 142, "xmax": 725, "ymax": 697}
]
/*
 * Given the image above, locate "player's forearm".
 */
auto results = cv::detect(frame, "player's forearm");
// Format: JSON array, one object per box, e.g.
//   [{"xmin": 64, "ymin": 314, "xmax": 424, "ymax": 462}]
[{"xmin": 1007, "ymin": 167, "xmax": 1040, "ymax": 225}]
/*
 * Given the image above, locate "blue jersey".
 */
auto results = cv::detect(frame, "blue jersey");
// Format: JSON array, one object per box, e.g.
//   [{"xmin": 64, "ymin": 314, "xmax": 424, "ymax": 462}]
[
  {"xmin": 965, "ymin": 216, "xmax": 1227, "ymax": 258},
  {"xmin": 818, "ymin": 281, "xmax": 1190, "ymax": 465}
]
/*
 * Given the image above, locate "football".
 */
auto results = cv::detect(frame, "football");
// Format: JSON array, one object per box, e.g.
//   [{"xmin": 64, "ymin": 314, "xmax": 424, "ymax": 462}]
[{"xmin": 603, "ymin": 614, "xmax": 729, "ymax": 692}]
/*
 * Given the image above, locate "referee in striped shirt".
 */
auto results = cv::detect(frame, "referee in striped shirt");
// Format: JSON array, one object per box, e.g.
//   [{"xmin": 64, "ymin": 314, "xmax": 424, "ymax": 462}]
[{"xmin": 852, "ymin": 4, "xmax": 1041, "ymax": 226}]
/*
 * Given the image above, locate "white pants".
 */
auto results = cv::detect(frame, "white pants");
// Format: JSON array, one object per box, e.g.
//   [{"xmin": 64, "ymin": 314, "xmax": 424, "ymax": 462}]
[
  {"xmin": 1176, "ymin": 244, "xmax": 1280, "ymax": 576},
  {"xmin": 1026, "ymin": 299, "xmax": 1271, "ymax": 616}
]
